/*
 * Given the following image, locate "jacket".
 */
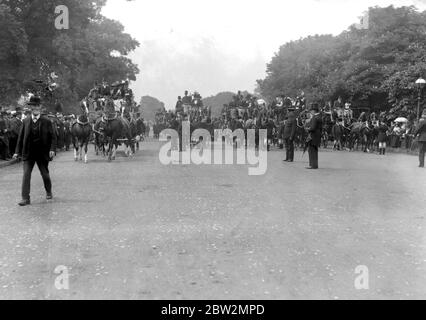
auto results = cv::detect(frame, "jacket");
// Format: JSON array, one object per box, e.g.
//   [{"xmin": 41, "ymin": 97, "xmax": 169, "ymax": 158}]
[{"xmin": 15, "ymin": 116, "xmax": 57, "ymax": 161}]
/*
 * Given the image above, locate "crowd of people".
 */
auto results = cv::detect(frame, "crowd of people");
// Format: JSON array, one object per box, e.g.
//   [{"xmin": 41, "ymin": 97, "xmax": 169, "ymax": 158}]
[
  {"xmin": 0, "ymin": 105, "xmax": 79, "ymax": 161},
  {"xmin": 2, "ymin": 87, "xmax": 425, "ymax": 207},
  {"xmin": 2, "ymin": 88, "xmax": 426, "ymax": 168},
  {"xmin": 150, "ymin": 90, "xmax": 426, "ymax": 167},
  {"xmin": 87, "ymin": 80, "xmax": 136, "ymax": 112}
]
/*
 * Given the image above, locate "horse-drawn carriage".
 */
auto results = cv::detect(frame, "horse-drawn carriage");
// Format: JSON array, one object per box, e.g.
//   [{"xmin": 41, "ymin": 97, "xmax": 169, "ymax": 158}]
[{"xmin": 71, "ymin": 82, "xmax": 144, "ymax": 163}]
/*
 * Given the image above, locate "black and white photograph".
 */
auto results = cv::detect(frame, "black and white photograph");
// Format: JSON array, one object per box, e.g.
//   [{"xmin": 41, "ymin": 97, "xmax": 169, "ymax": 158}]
[{"xmin": 1, "ymin": 0, "xmax": 426, "ymax": 304}]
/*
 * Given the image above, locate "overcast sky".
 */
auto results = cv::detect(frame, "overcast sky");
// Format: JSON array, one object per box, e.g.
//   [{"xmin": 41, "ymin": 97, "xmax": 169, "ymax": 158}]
[{"xmin": 102, "ymin": 0, "xmax": 426, "ymax": 108}]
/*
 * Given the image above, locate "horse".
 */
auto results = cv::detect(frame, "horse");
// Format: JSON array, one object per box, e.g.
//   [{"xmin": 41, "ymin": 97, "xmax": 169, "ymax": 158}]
[
  {"xmin": 347, "ymin": 121, "xmax": 376, "ymax": 152},
  {"xmin": 347, "ymin": 122, "xmax": 362, "ymax": 151},
  {"xmin": 135, "ymin": 117, "xmax": 146, "ymax": 151},
  {"xmin": 321, "ymin": 113, "xmax": 333, "ymax": 149},
  {"xmin": 71, "ymin": 101, "xmax": 92, "ymax": 163},
  {"xmin": 360, "ymin": 121, "xmax": 378, "ymax": 153},
  {"xmin": 294, "ymin": 111, "xmax": 309, "ymax": 150},
  {"xmin": 94, "ymin": 113, "xmax": 134, "ymax": 161},
  {"xmin": 123, "ymin": 112, "xmax": 138, "ymax": 154}
]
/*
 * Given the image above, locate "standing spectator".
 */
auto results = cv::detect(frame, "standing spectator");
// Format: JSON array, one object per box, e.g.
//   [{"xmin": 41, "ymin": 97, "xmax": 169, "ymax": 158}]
[
  {"xmin": 283, "ymin": 110, "xmax": 297, "ymax": 162},
  {"xmin": 404, "ymin": 122, "xmax": 414, "ymax": 152},
  {"xmin": 377, "ymin": 120, "xmax": 389, "ymax": 155},
  {"xmin": 414, "ymin": 112, "xmax": 426, "ymax": 168},
  {"xmin": 307, "ymin": 104, "xmax": 323, "ymax": 170},
  {"xmin": 13, "ymin": 96, "xmax": 57, "ymax": 206},
  {"xmin": 390, "ymin": 122, "xmax": 403, "ymax": 149}
]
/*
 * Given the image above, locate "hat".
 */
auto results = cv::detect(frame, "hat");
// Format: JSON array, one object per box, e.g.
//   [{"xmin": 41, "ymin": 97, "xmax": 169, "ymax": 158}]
[{"xmin": 27, "ymin": 96, "xmax": 41, "ymax": 106}]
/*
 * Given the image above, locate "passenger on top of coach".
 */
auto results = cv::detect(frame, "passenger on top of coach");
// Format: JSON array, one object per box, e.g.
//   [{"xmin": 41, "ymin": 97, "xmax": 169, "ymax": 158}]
[
  {"xmin": 182, "ymin": 91, "xmax": 192, "ymax": 105},
  {"xmin": 175, "ymin": 96, "xmax": 183, "ymax": 115}
]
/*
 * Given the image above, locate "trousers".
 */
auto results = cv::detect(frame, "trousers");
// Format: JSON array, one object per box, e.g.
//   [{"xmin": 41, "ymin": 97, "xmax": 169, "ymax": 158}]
[
  {"xmin": 22, "ymin": 158, "xmax": 52, "ymax": 200},
  {"xmin": 308, "ymin": 145, "xmax": 319, "ymax": 169}
]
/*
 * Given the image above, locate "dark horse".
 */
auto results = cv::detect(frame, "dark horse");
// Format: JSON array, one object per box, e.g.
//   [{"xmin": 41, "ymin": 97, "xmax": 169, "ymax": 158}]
[
  {"xmin": 347, "ymin": 121, "xmax": 377, "ymax": 152},
  {"xmin": 94, "ymin": 113, "xmax": 134, "ymax": 161},
  {"xmin": 71, "ymin": 101, "xmax": 92, "ymax": 163}
]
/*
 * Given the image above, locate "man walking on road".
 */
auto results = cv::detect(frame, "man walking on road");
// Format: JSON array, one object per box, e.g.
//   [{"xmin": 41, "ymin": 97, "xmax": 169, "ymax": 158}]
[
  {"xmin": 13, "ymin": 96, "xmax": 57, "ymax": 206},
  {"xmin": 414, "ymin": 111, "xmax": 426, "ymax": 168},
  {"xmin": 307, "ymin": 103, "xmax": 323, "ymax": 170}
]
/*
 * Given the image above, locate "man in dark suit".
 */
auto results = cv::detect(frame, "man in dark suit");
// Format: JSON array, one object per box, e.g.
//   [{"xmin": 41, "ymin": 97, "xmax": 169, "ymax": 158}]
[
  {"xmin": 13, "ymin": 96, "xmax": 57, "ymax": 206},
  {"xmin": 283, "ymin": 109, "xmax": 297, "ymax": 162},
  {"xmin": 414, "ymin": 111, "xmax": 426, "ymax": 168},
  {"xmin": 307, "ymin": 104, "xmax": 323, "ymax": 170}
]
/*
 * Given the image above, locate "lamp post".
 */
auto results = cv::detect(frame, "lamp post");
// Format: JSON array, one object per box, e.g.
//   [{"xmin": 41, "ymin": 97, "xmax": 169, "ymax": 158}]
[{"xmin": 415, "ymin": 78, "xmax": 426, "ymax": 122}]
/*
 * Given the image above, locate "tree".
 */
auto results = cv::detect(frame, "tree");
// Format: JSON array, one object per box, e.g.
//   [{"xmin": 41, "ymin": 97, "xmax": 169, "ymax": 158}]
[
  {"xmin": 0, "ymin": 0, "xmax": 139, "ymax": 112},
  {"xmin": 140, "ymin": 96, "xmax": 165, "ymax": 121},
  {"xmin": 202, "ymin": 92, "xmax": 236, "ymax": 118},
  {"xmin": 257, "ymin": 5, "xmax": 426, "ymax": 113}
]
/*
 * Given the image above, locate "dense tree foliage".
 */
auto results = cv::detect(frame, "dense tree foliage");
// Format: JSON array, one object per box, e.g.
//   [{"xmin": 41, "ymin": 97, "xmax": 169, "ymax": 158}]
[
  {"xmin": 140, "ymin": 96, "xmax": 165, "ymax": 121},
  {"xmin": 202, "ymin": 92, "xmax": 235, "ymax": 118},
  {"xmin": 0, "ymin": 0, "xmax": 139, "ymax": 111},
  {"xmin": 257, "ymin": 5, "xmax": 426, "ymax": 113}
]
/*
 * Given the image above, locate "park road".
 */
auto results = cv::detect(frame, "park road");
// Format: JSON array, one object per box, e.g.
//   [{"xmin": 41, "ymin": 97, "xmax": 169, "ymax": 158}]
[{"xmin": 0, "ymin": 140, "xmax": 426, "ymax": 299}]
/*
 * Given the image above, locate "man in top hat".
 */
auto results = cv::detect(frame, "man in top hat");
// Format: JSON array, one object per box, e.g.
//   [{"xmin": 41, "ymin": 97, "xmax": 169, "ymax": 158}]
[
  {"xmin": 13, "ymin": 96, "xmax": 57, "ymax": 206},
  {"xmin": 306, "ymin": 103, "xmax": 323, "ymax": 169},
  {"xmin": 182, "ymin": 90, "xmax": 190, "ymax": 102},
  {"xmin": 414, "ymin": 110, "xmax": 426, "ymax": 168}
]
